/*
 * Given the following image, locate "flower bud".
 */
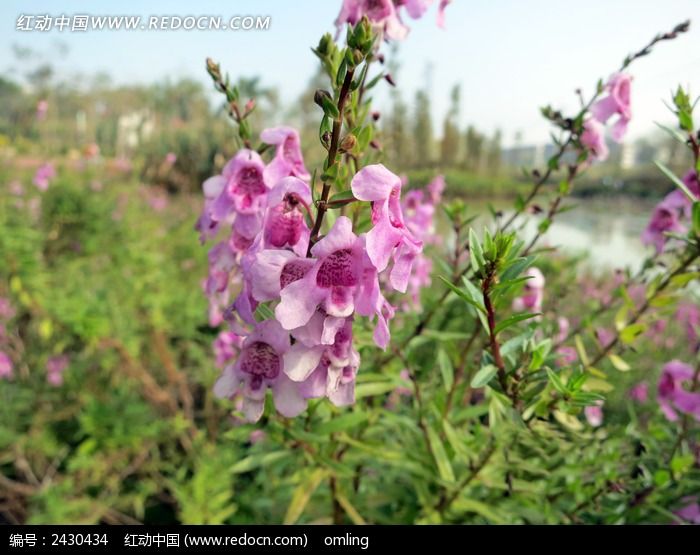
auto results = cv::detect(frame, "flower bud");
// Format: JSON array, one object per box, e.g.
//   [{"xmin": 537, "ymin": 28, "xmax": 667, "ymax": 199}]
[{"xmin": 340, "ymin": 134, "xmax": 357, "ymax": 152}]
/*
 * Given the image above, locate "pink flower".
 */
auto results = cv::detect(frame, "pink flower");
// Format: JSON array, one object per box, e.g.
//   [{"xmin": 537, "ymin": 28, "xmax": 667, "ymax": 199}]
[
  {"xmin": 427, "ymin": 174, "xmax": 445, "ymax": 204},
  {"xmin": 512, "ymin": 267, "xmax": 545, "ymax": 312},
  {"xmin": 676, "ymin": 303, "xmax": 700, "ymax": 350},
  {"xmin": 0, "ymin": 351, "xmax": 13, "ymax": 380},
  {"xmin": 580, "ymin": 118, "xmax": 609, "ymax": 161},
  {"xmin": 657, "ymin": 360, "xmax": 700, "ymax": 422},
  {"xmin": 335, "ymin": 0, "xmax": 408, "ymax": 41},
  {"xmin": 260, "ymin": 127, "xmax": 310, "ymax": 185},
  {"xmin": 213, "ymin": 331, "xmax": 243, "ymax": 368},
  {"xmin": 284, "ymin": 319, "xmax": 360, "ymax": 407},
  {"xmin": 590, "ymin": 73, "xmax": 632, "ymax": 142},
  {"xmin": 584, "ymin": 401, "xmax": 604, "ymax": 427},
  {"xmin": 674, "ymin": 498, "xmax": 700, "ymax": 524},
  {"xmin": 351, "ymin": 164, "xmax": 423, "ymax": 293},
  {"xmin": 663, "ymin": 169, "xmax": 700, "ymax": 219},
  {"xmin": 436, "ymin": 0, "xmax": 451, "ymax": 28},
  {"xmin": 46, "ymin": 355, "xmax": 69, "ymax": 387},
  {"xmin": 274, "ymin": 216, "xmax": 393, "ymax": 349},
  {"xmin": 210, "ymin": 149, "xmax": 270, "ymax": 227},
  {"xmin": 84, "ymin": 143, "xmax": 100, "ymax": 160},
  {"xmin": 33, "ymin": 163, "xmax": 56, "ymax": 191},
  {"xmin": 595, "ymin": 327, "xmax": 615, "ymax": 349},
  {"xmin": 641, "ymin": 199, "xmax": 686, "ymax": 254},
  {"xmin": 213, "ymin": 320, "xmax": 306, "ymax": 422},
  {"xmin": 36, "ymin": 99, "xmax": 48, "ymax": 120},
  {"xmin": 249, "ymin": 250, "xmax": 315, "ymax": 303},
  {"xmin": 165, "ymin": 152, "xmax": 177, "ymax": 165},
  {"xmin": 628, "ymin": 381, "xmax": 648, "ymax": 403},
  {"xmin": 249, "ymin": 429, "xmax": 266, "ymax": 444},
  {"xmin": 256, "ymin": 176, "xmax": 312, "ymax": 256},
  {"xmin": 0, "ymin": 298, "xmax": 16, "ymax": 321}
]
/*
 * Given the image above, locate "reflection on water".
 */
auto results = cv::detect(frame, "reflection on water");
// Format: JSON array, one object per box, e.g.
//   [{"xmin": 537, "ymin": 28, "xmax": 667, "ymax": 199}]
[{"xmin": 465, "ymin": 198, "xmax": 656, "ymax": 273}]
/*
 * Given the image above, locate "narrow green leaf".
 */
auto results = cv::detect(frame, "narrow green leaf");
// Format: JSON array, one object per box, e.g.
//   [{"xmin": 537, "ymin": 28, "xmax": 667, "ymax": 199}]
[
  {"xmin": 494, "ymin": 312, "xmax": 541, "ymax": 335},
  {"xmin": 655, "ymin": 160, "xmax": 696, "ymax": 202},
  {"xmin": 283, "ymin": 468, "xmax": 327, "ymax": 524},
  {"xmin": 315, "ymin": 412, "xmax": 369, "ymax": 435},
  {"xmin": 231, "ymin": 451, "xmax": 289, "ymax": 474},
  {"xmin": 438, "ymin": 348, "xmax": 454, "ymax": 392},
  {"xmin": 427, "ymin": 426, "xmax": 455, "ymax": 483},
  {"xmin": 471, "ymin": 364, "xmax": 498, "ymax": 388}
]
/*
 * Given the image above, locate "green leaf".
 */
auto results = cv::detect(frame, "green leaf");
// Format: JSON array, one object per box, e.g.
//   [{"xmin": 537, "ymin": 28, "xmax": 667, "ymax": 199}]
[
  {"xmin": 426, "ymin": 426, "xmax": 455, "ymax": 483},
  {"xmin": 468, "ymin": 228, "xmax": 485, "ymax": 273},
  {"xmin": 451, "ymin": 498, "xmax": 508, "ymax": 524},
  {"xmin": 655, "ymin": 160, "xmax": 696, "ymax": 202},
  {"xmin": 608, "ymin": 353, "xmax": 630, "ymax": 372},
  {"xmin": 620, "ymin": 323, "xmax": 645, "ymax": 345},
  {"xmin": 354, "ymin": 381, "xmax": 397, "ymax": 398},
  {"xmin": 693, "ymin": 203, "xmax": 700, "ymax": 236},
  {"xmin": 438, "ymin": 348, "xmax": 454, "ymax": 392},
  {"xmin": 438, "ymin": 276, "xmax": 486, "ymax": 314},
  {"xmin": 315, "ymin": 411, "xmax": 369, "ymax": 435},
  {"xmin": 471, "ymin": 364, "xmax": 498, "ymax": 388},
  {"xmin": 654, "ymin": 121, "xmax": 688, "ymax": 145},
  {"xmin": 327, "ymin": 189, "xmax": 357, "ymax": 206},
  {"xmin": 283, "ymin": 468, "xmax": 327, "ymax": 524},
  {"xmin": 494, "ymin": 312, "xmax": 541, "ymax": 335},
  {"xmin": 335, "ymin": 491, "xmax": 366, "ymax": 525},
  {"xmin": 546, "ymin": 368, "xmax": 568, "ymax": 395},
  {"xmin": 230, "ymin": 451, "xmax": 289, "ymax": 474}
]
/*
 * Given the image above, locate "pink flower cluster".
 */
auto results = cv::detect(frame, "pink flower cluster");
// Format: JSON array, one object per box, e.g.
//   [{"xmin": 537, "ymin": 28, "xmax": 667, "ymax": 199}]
[
  {"xmin": 642, "ymin": 169, "xmax": 699, "ymax": 254},
  {"xmin": 400, "ymin": 175, "xmax": 444, "ymax": 308},
  {"xmin": 335, "ymin": 0, "xmax": 451, "ymax": 41},
  {"xmin": 46, "ymin": 355, "xmax": 69, "ymax": 387},
  {"xmin": 33, "ymin": 162, "xmax": 56, "ymax": 191},
  {"xmin": 580, "ymin": 73, "xmax": 633, "ymax": 162},
  {"xmin": 197, "ymin": 127, "xmax": 423, "ymax": 421},
  {"xmin": 0, "ymin": 297, "xmax": 16, "ymax": 380}
]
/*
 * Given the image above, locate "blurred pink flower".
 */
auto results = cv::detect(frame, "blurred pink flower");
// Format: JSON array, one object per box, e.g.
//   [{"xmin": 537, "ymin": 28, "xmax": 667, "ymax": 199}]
[
  {"xmin": 628, "ymin": 381, "xmax": 648, "ymax": 403},
  {"xmin": 0, "ymin": 351, "xmax": 13, "ymax": 380},
  {"xmin": 33, "ymin": 163, "xmax": 56, "ymax": 191},
  {"xmin": 658, "ymin": 360, "xmax": 700, "ymax": 422},
  {"xmin": 584, "ymin": 401, "xmax": 604, "ymax": 427},
  {"xmin": 46, "ymin": 355, "xmax": 69, "ymax": 387},
  {"xmin": 36, "ymin": 99, "xmax": 48, "ymax": 120}
]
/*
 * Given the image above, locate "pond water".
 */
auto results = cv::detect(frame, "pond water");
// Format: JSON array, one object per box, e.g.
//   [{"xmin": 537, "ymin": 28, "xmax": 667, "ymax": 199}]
[{"xmin": 457, "ymin": 197, "xmax": 657, "ymax": 273}]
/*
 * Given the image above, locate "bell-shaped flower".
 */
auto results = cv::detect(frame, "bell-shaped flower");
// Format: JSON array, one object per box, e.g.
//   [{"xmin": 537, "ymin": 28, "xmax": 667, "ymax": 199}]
[
  {"xmin": 256, "ymin": 176, "xmax": 312, "ymax": 257},
  {"xmin": 213, "ymin": 320, "xmax": 306, "ymax": 422},
  {"xmin": 641, "ymin": 199, "xmax": 685, "ymax": 254},
  {"xmin": 590, "ymin": 73, "xmax": 632, "ymax": 142},
  {"xmin": 260, "ymin": 127, "xmax": 310, "ymax": 185},
  {"xmin": 580, "ymin": 118, "xmax": 609, "ymax": 161},
  {"xmin": 250, "ymin": 250, "xmax": 315, "ymax": 303},
  {"xmin": 351, "ymin": 164, "xmax": 423, "ymax": 292},
  {"xmin": 335, "ymin": 0, "xmax": 408, "ymax": 41},
  {"xmin": 275, "ymin": 216, "xmax": 365, "ymax": 328},
  {"xmin": 210, "ymin": 149, "xmax": 269, "ymax": 223},
  {"xmin": 284, "ymin": 319, "xmax": 360, "ymax": 407}
]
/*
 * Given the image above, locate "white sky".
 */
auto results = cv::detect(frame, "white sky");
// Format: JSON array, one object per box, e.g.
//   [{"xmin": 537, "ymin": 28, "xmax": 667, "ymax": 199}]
[{"xmin": 1, "ymin": 0, "xmax": 699, "ymax": 146}]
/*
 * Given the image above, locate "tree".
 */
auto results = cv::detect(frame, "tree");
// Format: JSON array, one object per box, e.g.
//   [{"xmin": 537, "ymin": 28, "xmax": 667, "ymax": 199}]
[{"xmin": 440, "ymin": 84, "xmax": 461, "ymax": 167}]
